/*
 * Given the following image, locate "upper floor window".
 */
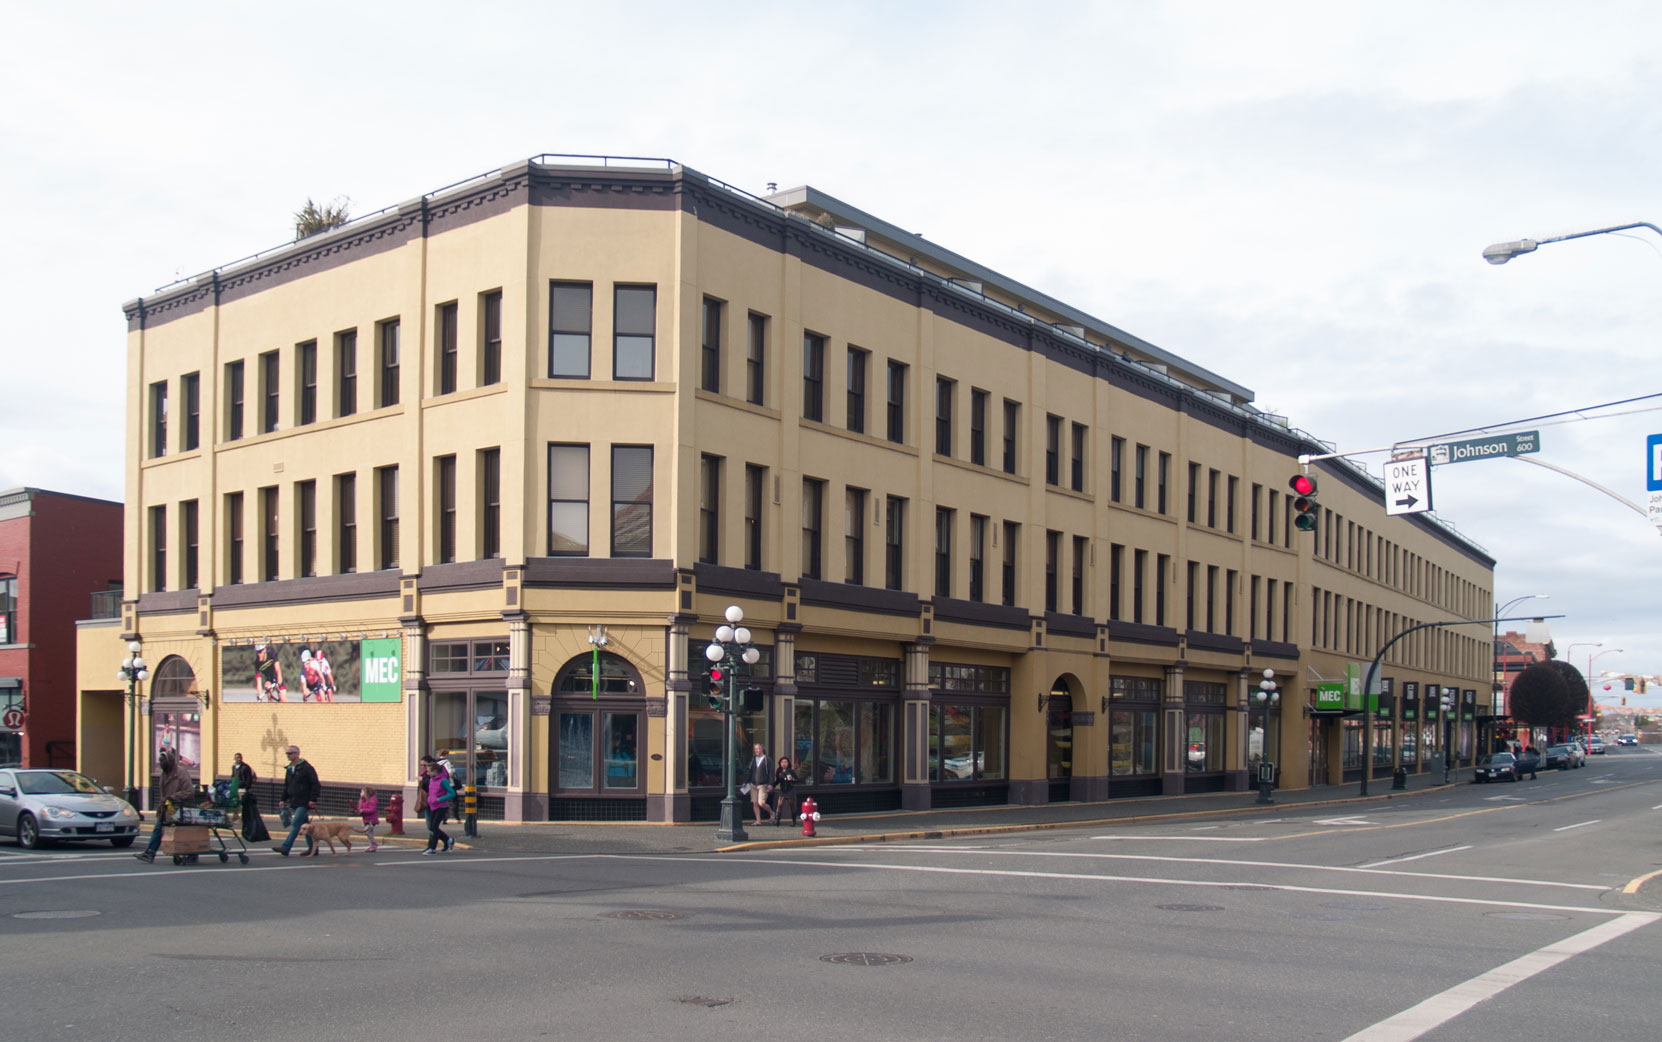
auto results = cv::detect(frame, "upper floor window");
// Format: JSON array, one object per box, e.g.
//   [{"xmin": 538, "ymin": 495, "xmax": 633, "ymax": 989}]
[
  {"xmin": 225, "ymin": 361, "xmax": 244, "ymax": 441},
  {"xmin": 148, "ymin": 380, "xmax": 168, "ymax": 458},
  {"xmin": 0, "ymin": 575, "xmax": 15, "ymax": 645},
  {"xmin": 436, "ymin": 302, "xmax": 459, "ymax": 395},
  {"xmin": 548, "ymin": 444, "xmax": 589, "ymax": 556},
  {"xmin": 481, "ymin": 291, "xmax": 502, "ymax": 387},
  {"xmin": 260, "ymin": 350, "xmax": 280, "ymax": 433},
  {"xmin": 846, "ymin": 347, "xmax": 868, "ymax": 433},
  {"xmin": 885, "ymin": 495, "xmax": 905, "ymax": 589},
  {"xmin": 885, "ymin": 361, "xmax": 907, "ymax": 444},
  {"xmin": 935, "ymin": 378, "xmax": 954, "ymax": 457},
  {"xmin": 1002, "ymin": 399, "xmax": 1019, "ymax": 474},
  {"xmin": 377, "ymin": 320, "xmax": 400, "ymax": 408},
  {"xmin": 296, "ymin": 342, "xmax": 317, "ymax": 425},
  {"xmin": 746, "ymin": 313, "xmax": 767, "ymax": 406},
  {"xmin": 803, "ymin": 333, "xmax": 825, "ymax": 422},
  {"xmin": 181, "ymin": 372, "xmax": 200, "ymax": 452},
  {"xmin": 335, "ymin": 330, "xmax": 357, "ymax": 418},
  {"xmin": 1070, "ymin": 422, "xmax": 1086, "ymax": 493},
  {"xmin": 970, "ymin": 388, "xmax": 987, "ymax": 466},
  {"xmin": 613, "ymin": 285, "xmax": 656, "ymax": 380},
  {"xmin": 701, "ymin": 297, "xmax": 722, "ymax": 393},
  {"xmin": 610, "ymin": 445, "xmax": 654, "ymax": 557},
  {"xmin": 550, "ymin": 282, "xmax": 592, "ymax": 379},
  {"xmin": 1044, "ymin": 415, "xmax": 1061, "ymax": 486}
]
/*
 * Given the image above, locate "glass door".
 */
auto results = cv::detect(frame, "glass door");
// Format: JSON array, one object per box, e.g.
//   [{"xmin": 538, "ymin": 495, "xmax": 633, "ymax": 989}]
[{"xmin": 554, "ymin": 707, "xmax": 643, "ymax": 795}]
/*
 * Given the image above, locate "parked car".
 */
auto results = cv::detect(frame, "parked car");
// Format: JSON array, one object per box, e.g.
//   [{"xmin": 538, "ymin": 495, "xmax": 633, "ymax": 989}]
[
  {"xmin": 0, "ymin": 769, "xmax": 141, "ymax": 849},
  {"xmin": 1474, "ymin": 752, "xmax": 1519, "ymax": 783},
  {"xmin": 1543, "ymin": 744, "xmax": 1579, "ymax": 770},
  {"xmin": 1588, "ymin": 736, "xmax": 1606, "ymax": 755},
  {"xmin": 1618, "ymin": 734, "xmax": 1639, "ymax": 746}
]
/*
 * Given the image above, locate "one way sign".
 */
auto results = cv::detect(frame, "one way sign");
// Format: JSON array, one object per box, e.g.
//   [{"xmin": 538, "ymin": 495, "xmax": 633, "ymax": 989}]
[{"xmin": 1384, "ymin": 455, "xmax": 1432, "ymax": 516}]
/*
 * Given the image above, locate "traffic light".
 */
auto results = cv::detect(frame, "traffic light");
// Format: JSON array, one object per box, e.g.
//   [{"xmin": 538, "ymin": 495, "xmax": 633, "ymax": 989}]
[
  {"xmin": 706, "ymin": 665, "xmax": 727, "ymax": 709},
  {"xmin": 741, "ymin": 686, "xmax": 765, "ymax": 713},
  {"xmin": 1289, "ymin": 473, "xmax": 1319, "ymax": 531}
]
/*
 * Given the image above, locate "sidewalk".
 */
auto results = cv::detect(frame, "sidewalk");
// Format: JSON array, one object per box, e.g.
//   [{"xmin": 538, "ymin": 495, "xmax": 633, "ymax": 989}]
[{"xmin": 386, "ymin": 771, "xmax": 1457, "ymax": 858}]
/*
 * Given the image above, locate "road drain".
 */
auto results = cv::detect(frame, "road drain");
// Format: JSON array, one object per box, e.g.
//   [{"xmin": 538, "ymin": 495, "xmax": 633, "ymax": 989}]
[
  {"xmin": 603, "ymin": 910, "xmax": 685, "ymax": 920},
  {"xmin": 677, "ymin": 996, "xmax": 733, "ymax": 1007},
  {"xmin": 819, "ymin": 952, "xmax": 914, "ymax": 966}
]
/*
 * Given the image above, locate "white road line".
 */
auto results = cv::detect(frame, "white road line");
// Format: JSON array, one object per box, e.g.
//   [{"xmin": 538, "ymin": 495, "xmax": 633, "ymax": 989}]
[
  {"xmin": 1554, "ymin": 820, "xmax": 1600, "ymax": 832},
  {"xmin": 1092, "ymin": 834, "xmax": 1269, "ymax": 842},
  {"xmin": 1360, "ymin": 846, "xmax": 1471, "ymax": 868},
  {"xmin": 1339, "ymin": 912, "xmax": 1657, "ymax": 1042}
]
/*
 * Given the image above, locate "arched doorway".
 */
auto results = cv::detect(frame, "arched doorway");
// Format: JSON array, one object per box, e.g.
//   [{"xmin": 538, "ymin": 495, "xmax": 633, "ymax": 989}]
[
  {"xmin": 1045, "ymin": 676, "xmax": 1081, "ymax": 803},
  {"xmin": 149, "ymin": 656, "xmax": 202, "ymax": 789},
  {"xmin": 549, "ymin": 651, "xmax": 646, "ymax": 820}
]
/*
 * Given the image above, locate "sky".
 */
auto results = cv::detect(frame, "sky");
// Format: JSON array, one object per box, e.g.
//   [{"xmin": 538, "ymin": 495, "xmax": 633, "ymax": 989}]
[{"xmin": 3, "ymin": 1, "xmax": 1659, "ymax": 706}]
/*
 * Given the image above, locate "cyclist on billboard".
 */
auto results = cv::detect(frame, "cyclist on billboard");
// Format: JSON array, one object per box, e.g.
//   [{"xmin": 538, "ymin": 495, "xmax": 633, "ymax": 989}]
[{"xmin": 255, "ymin": 644, "xmax": 286, "ymax": 702}]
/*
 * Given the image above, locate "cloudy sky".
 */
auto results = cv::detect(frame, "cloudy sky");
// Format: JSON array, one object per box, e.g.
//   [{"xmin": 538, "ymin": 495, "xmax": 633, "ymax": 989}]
[{"xmin": 4, "ymin": 2, "xmax": 1659, "ymax": 706}]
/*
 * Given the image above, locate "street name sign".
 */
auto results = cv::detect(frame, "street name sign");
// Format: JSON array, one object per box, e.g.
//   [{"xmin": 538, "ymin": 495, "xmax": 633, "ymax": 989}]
[
  {"xmin": 1384, "ymin": 455, "xmax": 1431, "ymax": 515},
  {"xmin": 1648, "ymin": 433, "xmax": 1662, "ymax": 526},
  {"xmin": 1428, "ymin": 430, "xmax": 1539, "ymax": 466}
]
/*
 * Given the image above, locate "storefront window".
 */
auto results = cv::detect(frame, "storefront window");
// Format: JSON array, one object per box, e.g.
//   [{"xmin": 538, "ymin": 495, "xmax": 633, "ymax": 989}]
[
  {"xmin": 1184, "ymin": 711, "xmax": 1222, "ymax": 772},
  {"xmin": 1342, "ymin": 718, "xmax": 1364, "ymax": 769},
  {"xmin": 815, "ymin": 699, "xmax": 855, "ymax": 784},
  {"xmin": 151, "ymin": 710, "xmax": 202, "ymax": 773},
  {"xmin": 603, "ymin": 712, "xmax": 637, "ymax": 789},
  {"xmin": 558, "ymin": 711, "xmax": 593, "ymax": 788},
  {"xmin": 857, "ymin": 702, "xmax": 893, "ymax": 784},
  {"xmin": 928, "ymin": 703, "xmax": 1007, "ymax": 782},
  {"xmin": 1110, "ymin": 708, "xmax": 1158, "ymax": 776},
  {"xmin": 1371, "ymin": 721, "xmax": 1394, "ymax": 768}
]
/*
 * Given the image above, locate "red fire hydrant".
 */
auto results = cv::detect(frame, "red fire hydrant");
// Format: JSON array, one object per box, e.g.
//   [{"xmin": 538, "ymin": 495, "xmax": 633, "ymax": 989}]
[
  {"xmin": 800, "ymin": 796, "xmax": 820, "ymax": 837},
  {"xmin": 386, "ymin": 792, "xmax": 405, "ymax": 835}
]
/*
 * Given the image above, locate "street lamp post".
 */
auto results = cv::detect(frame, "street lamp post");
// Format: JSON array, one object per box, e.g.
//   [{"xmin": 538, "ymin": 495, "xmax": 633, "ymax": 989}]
[
  {"xmin": 1253, "ymin": 669, "xmax": 1280, "ymax": 805},
  {"xmin": 1482, "ymin": 221, "xmax": 1662, "ymax": 265},
  {"xmin": 705, "ymin": 605, "xmax": 760, "ymax": 844},
  {"xmin": 117, "ymin": 640, "xmax": 148, "ymax": 809},
  {"xmin": 1439, "ymin": 689, "xmax": 1456, "ymax": 784}
]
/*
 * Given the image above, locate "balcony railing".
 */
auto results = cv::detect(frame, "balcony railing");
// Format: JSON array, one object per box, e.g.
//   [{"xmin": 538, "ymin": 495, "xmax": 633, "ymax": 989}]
[{"xmin": 89, "ymin": 589, "xmax": 122, "ymax": 620}]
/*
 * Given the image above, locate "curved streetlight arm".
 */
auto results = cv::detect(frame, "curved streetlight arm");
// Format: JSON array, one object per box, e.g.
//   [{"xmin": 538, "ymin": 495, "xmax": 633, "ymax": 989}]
[{"xmin": 1484, "ymin": 221, "xmax": 1662, "ymax": 264}]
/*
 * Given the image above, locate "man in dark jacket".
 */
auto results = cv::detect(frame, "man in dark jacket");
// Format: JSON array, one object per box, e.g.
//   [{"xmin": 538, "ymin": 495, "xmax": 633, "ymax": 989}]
[{"xmin": 271, "ymin": 745, "xmax": 321, "ymax": 856}]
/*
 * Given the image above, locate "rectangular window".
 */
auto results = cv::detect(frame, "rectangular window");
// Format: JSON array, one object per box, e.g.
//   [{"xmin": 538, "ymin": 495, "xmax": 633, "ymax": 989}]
[
  {"xmin": 1110, "ymin": 437, "xmax": 1124, "ymax": 502},
  {"xmin": 884, "ymin": 496, "xmax": 905, "ymax": 590},
  {"xmin": 1251, "ymin": 483, "xmax": 1262, "ymax": 540},
  {"xmin": 1155, "ymin": 553, "xmax": 1170, "ymax": 626},
  {"xmin": 181, "ymin": 499, "xmax": 199, "ymax": 590},
  {"xmin": 335, "ymin": 473, "xmax": 357, "ymax": 574},
  {"xmin": 845, "ymin": 347, "xmax": 867, "ymax": 433},
  {"xmin": 1134, "ymin": 444, "xmax": 1147, "ymax": 508},
  {"xmin": 1225, "ymin": 568, "xmax": 1237, "ymax": 635},
  {"xmin": 1072, "ymin": 535, "xmax": 1087, "ymax": 616},
  {"xmin": 801, "ymin": 478, "xmax": 824, "ymax": 579},
  {"xmin": 479, "ymin": 448, "xmax": 501, "ymax": 559},
  {"xmin": 699, "ymin": 455, "xmax": 721, "ymax": 565},
  {"xmin": 377, "ymin": 319, "xmax": 400, "ymax": 408},
  {"xmin": 970, "ymin": 388, "xmax": 987, "ymax": 466},
  {"xmin": 935, "ymin": 507, "xmax": 953, "ymax": 598},
  {"xmin": 969, "ymin": 514, "xmax": 986, "ymax": 602},
  {"xmin": 437, "ymin": 302, "xmax": 459, "ymax": 395},
  {"xmin": 550, "ymin": 282, "xmax": 592, "ymax": 378},
  {"xmin": 1071, "ymin": 423, "xmax": 1087, "ymax": 492},
  {"xmin": 1133, "ymin": 549, "xmax": 1146, "ymax": 623},
  {"xmin": 844, "ymin": 487, "xmax": 866, "ymax": 585},
  {"xmin": 1187, "ymin": 462, "xmax": 1199, "ymax": 523},
  {"xmin": 746, "ymin": 313, "xmax": 767, "ymax": 405},
  {"xmin": 225, "ymin": 360, "xmax": 244, "ymax": 441},
  {"xmin": 481, "ymin": 291, "xmax": 502, "ymax": 386},
  {"xmin": 181, "ymin": 372, "xmax": 200, "ymax": 451},
  {"xmin": 935, "ymin": 377, "xmax": 954, "ymax": 457},
  {"xmin": 1045, "ymin": 415, "xmax": 1061, "ymax": 486},
  {"xmin": 613, "ymin": 285, "xmax": 656, "ymax": 380},
  {"xmin": 548, "ymin": 444, "xmax": 589, "ymax": 556},
  {"xmin": 297, "ymin": 480, "xmax": 316, "ymax": 578},
  {"xmin": 226, "ymin": 491, "xmax": 244, "ymax": 585},
  {"xmin": 886, "ymin": 362, "xmax": 907, "ymax": 444},
  {"xmin": 701, "ymin": 297, "xmax": 722, "ymax": 393},
  {"xmin": 1226, "ymin": 475, "xmax": 1238, "ymax": 534},
  {"xmin": 261, "ymin": 485, "xmax": 279, "ymax": 582},
  {"xmin": 376, "ymin": 465, "xmax": 399, "ymax": 570},
  {"xmin": 1250, "ymin": 575, "xmax": 1261, "ymax": 639},
  {"xmin": 148, "ymin": 504, "xmax": 166, "ymax": 592},
  {"xmin": 610, "ymin": 445, "xmax": 653, "ymax": 556},
  {"xmin": 1207, "ymin": 468, "xmax": 1219, "ymax": 528},
  {"xmin": 436, "ymin": 455, "xmax": 457, "ymax": 564},
  {"xmin": 1044, "ymin": 530, "xmax": 1060, "ymax": 612},
  {"xmin": 1109, "ymin": 543, "xmax": 1123, "ymax": 621},
  {"xmin": 744, "ymin": 464, "xmax": 765, "ymax": 570},
  {"xmin": 1001, "ymin": 522, "xmax": 1018, "ymax": 606},
  {"xmin": 1157, "ymin": 452, "xmax": 1171, "ymax": 514},
  {"xmin": 1268, "ymin": 489, "xmax": 1279, "ymax": 544},
  {"xmin": 803, "ymin": 333, "xmax": 825, "ymax": 422},
  {"xmin": 260, "ymin": 350, "xmax": 280, "ymax": 433},
  {"xmin": 1002, "ymin": 399, "xmax": 1019, "ymax": 474},
  {"xmin": 335, "ymin": 330, "xmax": 357, "ymax": 418},
  {"xmin": 297, "ymin": 341, "xmax": 317, "ymax": 425},
  {"xmin": 148, "ymin": 380, "xmax": 168, "ymax": 458},
  {"xmin": 1205, "ymin": 563, "xmax": 1217, "ymax": 631}
]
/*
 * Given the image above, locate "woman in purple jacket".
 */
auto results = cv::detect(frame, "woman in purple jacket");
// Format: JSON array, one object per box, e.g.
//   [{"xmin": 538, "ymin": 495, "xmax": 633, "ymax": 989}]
[{"xmin": 418, "ymin": 755, "xmax": 455, "ymax": 854}]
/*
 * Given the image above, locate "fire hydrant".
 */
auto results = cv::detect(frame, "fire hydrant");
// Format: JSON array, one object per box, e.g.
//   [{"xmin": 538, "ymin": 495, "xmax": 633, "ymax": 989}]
[
  {"xmin": 386, "ymin": 792, "xmax": 405, "ymax": 835},
  {"xmin": 800, "ymin": 796, "xmax": 820, "ymax": 837}
]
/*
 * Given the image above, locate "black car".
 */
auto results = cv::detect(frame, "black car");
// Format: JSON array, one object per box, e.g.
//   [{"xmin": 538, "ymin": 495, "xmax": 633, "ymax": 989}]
[
  {"xmin": 1544, "ymin": 744, "xmax": 1577, "ymax": 770},
  {"xmin": 1474, "ymin": 752, "xmax": 1518, "ymax": 783}
]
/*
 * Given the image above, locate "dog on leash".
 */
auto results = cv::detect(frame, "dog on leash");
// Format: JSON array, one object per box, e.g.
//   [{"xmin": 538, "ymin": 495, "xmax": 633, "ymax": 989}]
[{"xmin": 298, "ymin": 820, "xmax": 360, "ymax": 855}]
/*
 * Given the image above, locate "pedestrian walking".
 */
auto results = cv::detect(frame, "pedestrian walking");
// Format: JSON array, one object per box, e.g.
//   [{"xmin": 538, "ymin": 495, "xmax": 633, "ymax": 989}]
[
  {"xmin": 771, "ymin": 756, "xmax": 798, "ymax": 826},
  {"xmin": 747, "ymin": 744, "xmax": 776, "ymax": 825},
  {"xmin": 133, "ymin": 749, "xmax": 195, "ymax": 864},
  {"xmin": 419, "ymin": 756, "xmax": 455, "ymax": 855},
  {"xmin": 271, "ymin": 745, "xmax": 320, "ymax": 857},
  {"xmin": 357, "ymin": 786, "xmax": 381, "ymax": 852}
]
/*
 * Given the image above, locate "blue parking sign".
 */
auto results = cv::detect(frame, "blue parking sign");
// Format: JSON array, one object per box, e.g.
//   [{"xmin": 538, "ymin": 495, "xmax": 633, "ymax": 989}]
[{"xmin": 1650, "ymin": 434, "xmax": 1662, "ymax": 492}]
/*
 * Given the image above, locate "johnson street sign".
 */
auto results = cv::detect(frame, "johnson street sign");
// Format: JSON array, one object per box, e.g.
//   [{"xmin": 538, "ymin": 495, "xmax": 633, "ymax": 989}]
[{"xmin": 1427, "ymin": 430, "xmax": 1539, "ymax": 466}]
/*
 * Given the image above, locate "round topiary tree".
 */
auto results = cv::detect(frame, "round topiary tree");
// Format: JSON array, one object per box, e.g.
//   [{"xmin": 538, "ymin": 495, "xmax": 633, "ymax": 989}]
[
  {"xmin": 1509, "ymin": 661, "xmax": 1574, "ymax": 730},
  {"xmin": 1547, "ymin": 659, "xmax": 1590, "ymax": 724}
]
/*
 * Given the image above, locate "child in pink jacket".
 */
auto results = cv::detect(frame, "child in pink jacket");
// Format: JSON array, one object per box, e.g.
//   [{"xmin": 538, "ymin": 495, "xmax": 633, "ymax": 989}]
[{"xmin": 357, "ymin": 786, "xmax": 381, "ymax": 852}]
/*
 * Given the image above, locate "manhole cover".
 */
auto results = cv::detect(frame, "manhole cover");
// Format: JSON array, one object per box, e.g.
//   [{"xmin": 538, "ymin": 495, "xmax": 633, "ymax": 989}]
[
  {"xmin": 677, "ymin": 996, "xmax": 732, "ymax": 1007},
  {"xmin": 1223, "ymin": 885, "xmax": 1274, "ymax": 892},
  {"xmin": 819, "ymin": 952, "xmax": 913, "ymax": 966},
  {"xmin": 13, "ymin": 910, "xmax": 101, "ymax": 920},
  {"xmin": 603, "ymin": 910, "xmax": 684, "ymax": 920},
  {"xmin": 1157, "ymin": 904, "xmax": 1224, "ymax": 912},
  {"xmin": 1485, "ymin": 912, "xmax": 1570, "ymax": 921}
]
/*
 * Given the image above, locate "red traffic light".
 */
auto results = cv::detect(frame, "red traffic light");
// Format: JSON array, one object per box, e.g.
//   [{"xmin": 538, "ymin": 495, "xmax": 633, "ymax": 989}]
[
  {"xmin": 1289, "ymin": 474, "xmax": 1316, "ymax": 497},
  {"xmin": 710, "ymin": 666, "xmax": 724, "ymax": 682}
]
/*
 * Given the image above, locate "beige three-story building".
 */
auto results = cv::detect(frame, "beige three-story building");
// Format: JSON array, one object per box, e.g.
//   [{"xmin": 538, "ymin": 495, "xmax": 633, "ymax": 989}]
[{"xmin": 76, "ymin": 156, "xmax": 1496, "ymax": 822}]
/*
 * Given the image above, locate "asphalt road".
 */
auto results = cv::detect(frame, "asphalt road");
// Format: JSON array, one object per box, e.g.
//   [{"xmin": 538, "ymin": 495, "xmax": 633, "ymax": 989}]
[{"xmin": 4, "ymin": 746, "xmax": 1661, "ymax": 1042}]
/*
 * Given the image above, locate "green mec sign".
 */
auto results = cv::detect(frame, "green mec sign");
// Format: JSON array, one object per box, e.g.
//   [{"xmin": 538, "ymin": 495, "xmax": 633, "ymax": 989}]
[{"xmin": 359, "ymin": 638, "xmax": 403, "ymax": 702}]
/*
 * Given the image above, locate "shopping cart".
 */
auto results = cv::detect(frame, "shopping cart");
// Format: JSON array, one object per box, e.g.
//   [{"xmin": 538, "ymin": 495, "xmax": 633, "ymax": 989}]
[{"xmin": 161, "ymin": 785, "xmax": 250, "ymax": 865}]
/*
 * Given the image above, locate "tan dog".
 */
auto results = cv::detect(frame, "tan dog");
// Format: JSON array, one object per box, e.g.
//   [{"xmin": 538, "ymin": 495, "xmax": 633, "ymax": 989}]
[{"xmin": 298, "ymin": 819, "xmax": 358, "ymax": 856}]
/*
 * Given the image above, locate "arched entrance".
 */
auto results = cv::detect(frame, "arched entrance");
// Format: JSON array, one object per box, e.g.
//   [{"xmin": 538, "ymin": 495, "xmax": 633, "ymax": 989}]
[
  {"xmin": 149, "ymin": 655, "xmax": 202, "ymax": 789},
  {"xmin": 1044, "ymin": 675, "xmax": 1082, "ymax": 803},
  {"xmin": 549, "ymin": 651, "xmax": 646, "ymax": 820}
]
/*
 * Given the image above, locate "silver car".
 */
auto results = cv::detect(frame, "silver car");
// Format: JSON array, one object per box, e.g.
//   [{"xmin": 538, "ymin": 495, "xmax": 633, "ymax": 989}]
[{"xmin": 0, "ymin": 769, "xmax": 142, "ymax": 849}]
